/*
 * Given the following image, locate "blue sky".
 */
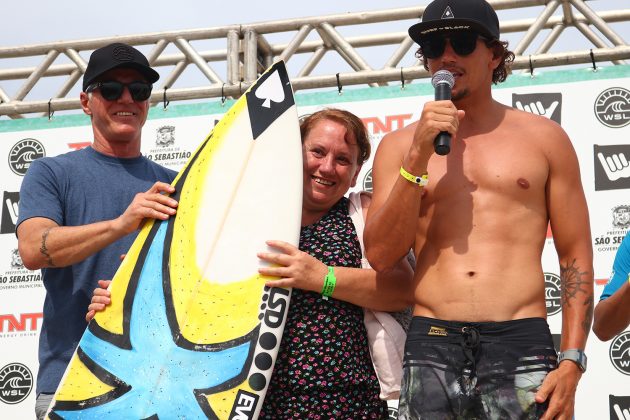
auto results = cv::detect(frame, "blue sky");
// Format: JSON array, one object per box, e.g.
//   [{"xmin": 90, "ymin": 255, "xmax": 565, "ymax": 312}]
[
  {"xmin": 4, "ymin": 0, "xmax": 628, "ymax": 47},
  {"xmin": 2, "ymin": 0, "xmax": 627, "ymax": 104}
]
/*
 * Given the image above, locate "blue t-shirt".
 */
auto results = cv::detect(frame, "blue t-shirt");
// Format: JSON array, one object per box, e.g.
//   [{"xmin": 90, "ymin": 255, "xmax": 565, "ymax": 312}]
[
  {"xmin": 600, "ymin": 231, "xmax": 630, "ymax": 301},
  {"xmin": 17, "ymin": 146, "xmax": 177, "ymax": 394}
]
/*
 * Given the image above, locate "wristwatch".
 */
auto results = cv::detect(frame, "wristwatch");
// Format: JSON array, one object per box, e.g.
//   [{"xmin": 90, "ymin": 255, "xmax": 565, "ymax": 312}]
[{"xmin": 557, "ymin": 349, "xmax": 587, "ymax": 372}]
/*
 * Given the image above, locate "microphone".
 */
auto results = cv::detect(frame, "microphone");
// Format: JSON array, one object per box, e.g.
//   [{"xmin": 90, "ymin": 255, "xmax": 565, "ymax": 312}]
[{"xmin": 431, "ymin": 70, "xmax": 455, "ymax": 156}]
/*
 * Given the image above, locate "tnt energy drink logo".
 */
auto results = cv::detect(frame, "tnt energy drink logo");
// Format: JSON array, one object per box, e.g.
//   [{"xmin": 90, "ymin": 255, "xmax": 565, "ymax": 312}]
[
  {"xmin": 544, "ymin": 273, "xmax": 562, "ymax": 316},
  {"xmin": 1, "ymin": 192, "xmax": 19, "ymax": 234},
  {"xmin": 512, "ymin": 93, "xmax": 562, "ymax": 124},
  {"xmin": 610, "ymin": 395, "xmax": 630, "ymax": 420},
  {"xmin": 610, "ymin": 331, "xmax": 630, "ymax": 375},
  {"xmin": 594, "ymin": 87, "xmax": 630, "ymax": 128},
  {"xmin": 0, "ymin": 363, "xmax": 33, "ymax": 404},
  {"xmin": 0, "ymin": 313, "xmax": 43, "ymax": 336},
  {"xmin": 594, "ymin": 145, "xmax": 630, "ymax": 191},
  {"xmin": 362, "ymin": 114, "xmax": 413, "ymax": 146},
  {"xmin": 8, "ymin": 139, "xmax": 45, "ymax": 176}
]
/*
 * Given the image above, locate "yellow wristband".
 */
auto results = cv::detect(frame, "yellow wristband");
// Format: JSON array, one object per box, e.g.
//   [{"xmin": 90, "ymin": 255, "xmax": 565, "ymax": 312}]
[
  {"xmin": 400, "ymin": 166, "xmax": 428, "ymax": 186},
  {"xmin": 321, "ymin": 266, "xmax": 336, "ymax": 300}
]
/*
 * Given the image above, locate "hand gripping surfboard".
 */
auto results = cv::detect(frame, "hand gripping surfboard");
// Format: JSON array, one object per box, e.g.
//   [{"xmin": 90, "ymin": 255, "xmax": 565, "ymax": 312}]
[{"xmin": 47, "ymin": 61, "xmax": 302, "ymax": 419}]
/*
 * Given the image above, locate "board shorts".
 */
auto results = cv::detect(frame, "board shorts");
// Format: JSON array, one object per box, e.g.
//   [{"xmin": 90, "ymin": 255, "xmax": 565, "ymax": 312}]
[{"xmin": 398, "ymin": 316, "xmax": 557, "ymax": 420}]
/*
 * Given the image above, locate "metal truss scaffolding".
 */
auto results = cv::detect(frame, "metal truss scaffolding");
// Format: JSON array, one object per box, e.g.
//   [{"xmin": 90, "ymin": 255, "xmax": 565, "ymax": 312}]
[{"xmin": 0, "ymin": 0, "xmax": 629, "ymax": 118}]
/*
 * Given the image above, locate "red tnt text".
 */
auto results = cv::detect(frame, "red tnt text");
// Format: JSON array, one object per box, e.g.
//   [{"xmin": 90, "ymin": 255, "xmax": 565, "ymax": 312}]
[
  {"xmin": 362, "ymin": 114, "xmax": 413, "ymax": 134},
  {"xmin": 0, "ymin": 313, "xmax": 43, "ymax": 332}
]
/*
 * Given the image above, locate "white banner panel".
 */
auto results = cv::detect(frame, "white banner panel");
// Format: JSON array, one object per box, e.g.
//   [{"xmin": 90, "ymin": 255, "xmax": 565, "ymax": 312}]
[{"xmin": 0, "ymin": 64, "xmax": 628, "ymax": 419}]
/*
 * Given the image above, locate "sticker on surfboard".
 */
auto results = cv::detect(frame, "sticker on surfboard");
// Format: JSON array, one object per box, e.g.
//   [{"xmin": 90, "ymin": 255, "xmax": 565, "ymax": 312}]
[{"xmin": 47, "ymin": 61, "xmax": 302, "ymax": 419}]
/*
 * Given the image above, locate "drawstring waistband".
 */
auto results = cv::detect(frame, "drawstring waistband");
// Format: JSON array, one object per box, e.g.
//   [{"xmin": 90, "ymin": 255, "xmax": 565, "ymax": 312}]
[{"xmin": 461, "ymin": 325, "xmax": 480, "ymax": 378}]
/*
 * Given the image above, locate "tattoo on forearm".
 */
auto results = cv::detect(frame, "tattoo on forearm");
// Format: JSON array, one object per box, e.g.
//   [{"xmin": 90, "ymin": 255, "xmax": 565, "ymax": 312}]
[
  {"xmin": 560, "ymin": 258, "xmax": 589, "ymax": 307},
  {"xmin": 582, "ymin": 295, "xmax": 594, "ymax": 335},
  {"xmin": 40, "ymin": 227, "xmax": 55, "ymax": 267}
]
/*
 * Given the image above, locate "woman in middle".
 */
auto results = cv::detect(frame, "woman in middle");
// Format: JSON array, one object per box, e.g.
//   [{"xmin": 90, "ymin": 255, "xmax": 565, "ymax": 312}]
[{"xmin": 256, "ymin": 109, "xmax": 413, "ymax": 418}]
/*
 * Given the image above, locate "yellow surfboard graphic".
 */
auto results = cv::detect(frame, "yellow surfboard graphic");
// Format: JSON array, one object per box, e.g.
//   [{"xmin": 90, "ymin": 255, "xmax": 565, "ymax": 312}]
[{"xmin": 48, "ymin": 61, "xmax": 302, "ymax": 419}]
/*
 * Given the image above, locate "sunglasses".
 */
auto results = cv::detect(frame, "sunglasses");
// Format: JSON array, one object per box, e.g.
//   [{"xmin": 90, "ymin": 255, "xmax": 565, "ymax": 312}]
[
  {"xmin": 86, "ymin": 81, "xmax": 152, "ymax": 102},
  {"xmin": 420, "ymin": 32, "xmax": 488, "ymax": 59}
]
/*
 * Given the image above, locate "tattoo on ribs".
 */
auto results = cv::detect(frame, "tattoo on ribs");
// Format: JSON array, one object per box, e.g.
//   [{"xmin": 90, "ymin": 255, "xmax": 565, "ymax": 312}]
[
  {"xmin": 560, "ymin": 258, "xmax": 589, "ymax": 307},
  {"xmin": 40, "ymin": 227, "xmax": 55, "ymax": 267}
]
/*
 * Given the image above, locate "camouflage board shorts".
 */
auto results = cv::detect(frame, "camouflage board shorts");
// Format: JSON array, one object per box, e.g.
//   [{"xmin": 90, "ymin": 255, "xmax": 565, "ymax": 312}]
[{"xmin": 399, "ymin": 317, "xmax": 557, "ymax": 420}]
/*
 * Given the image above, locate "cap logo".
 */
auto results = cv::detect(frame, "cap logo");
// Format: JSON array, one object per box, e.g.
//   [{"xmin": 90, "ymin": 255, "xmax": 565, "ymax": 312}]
[
  {"xmin": 112, "ymin": 45, "xmax": 135, "ymax": 63},
  {"xmin": 441, "ymin": 6, "xmax": 455, "ymax": 19}
]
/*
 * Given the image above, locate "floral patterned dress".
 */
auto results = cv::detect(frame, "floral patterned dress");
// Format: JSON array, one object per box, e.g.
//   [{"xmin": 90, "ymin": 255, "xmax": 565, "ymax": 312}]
[{"xmin": 259, "ymin": 197, "xmax": 387, "ymax": 419}]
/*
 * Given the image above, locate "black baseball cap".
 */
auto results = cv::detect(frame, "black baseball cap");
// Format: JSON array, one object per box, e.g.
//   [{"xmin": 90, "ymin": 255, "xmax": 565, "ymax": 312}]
[
  {"xmin": 82, "ymin": 43, "xmax": 160, "ymax": 91},
  {"xmin": 409, "ymin": 0, "xmax": 500, "ymax": 43}
]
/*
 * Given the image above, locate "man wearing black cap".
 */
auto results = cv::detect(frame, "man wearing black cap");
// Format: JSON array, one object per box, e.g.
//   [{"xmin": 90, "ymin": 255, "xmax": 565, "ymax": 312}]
[
  {"xmin": 365, "ymin": 0, "xmax": 592, "ymax": 418},
  {"xmin": 16, "ymin": 42, "xmax": 178, "ymax": 419}
]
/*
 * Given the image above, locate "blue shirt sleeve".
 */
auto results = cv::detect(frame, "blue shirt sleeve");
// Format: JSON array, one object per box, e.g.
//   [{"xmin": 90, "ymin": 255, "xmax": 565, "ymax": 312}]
[
  {"xmin": 17, "ymin": 157, "xmax": 65, "ymax": 230},
  {"xmin": 600, "ymin": 232, "xmax": 630, "ymax": 300}
]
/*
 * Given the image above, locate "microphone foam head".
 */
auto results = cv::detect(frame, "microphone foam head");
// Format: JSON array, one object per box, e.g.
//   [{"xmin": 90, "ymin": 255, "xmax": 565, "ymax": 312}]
[{"xmin": 431, "ymin": 70, "xmax": 454, "ymax": 88}]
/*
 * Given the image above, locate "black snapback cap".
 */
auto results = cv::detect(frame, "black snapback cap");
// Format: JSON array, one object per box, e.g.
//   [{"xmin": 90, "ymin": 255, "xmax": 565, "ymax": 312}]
[
  {"xmin": 409, "ymin": 0, "xmax": 500, "ymax": 43},
  {"xmin": 82, "ymin": 43, "xmax": 160, "ymax": 91}
]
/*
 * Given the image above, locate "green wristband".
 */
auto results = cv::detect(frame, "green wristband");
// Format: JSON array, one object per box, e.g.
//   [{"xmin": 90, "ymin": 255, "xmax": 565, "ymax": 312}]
[{"xmin": 321, "ymin": 266, "xmax": 336, "ymax": 300}]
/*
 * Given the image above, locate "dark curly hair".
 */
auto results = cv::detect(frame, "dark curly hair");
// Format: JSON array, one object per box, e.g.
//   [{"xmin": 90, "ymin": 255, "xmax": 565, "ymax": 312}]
[{"xmin": 415, "ymin": 38, "xmax": 515, "ymax": 84}]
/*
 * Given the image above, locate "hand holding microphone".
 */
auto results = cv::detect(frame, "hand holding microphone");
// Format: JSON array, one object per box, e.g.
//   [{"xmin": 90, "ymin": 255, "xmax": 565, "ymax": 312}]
[{"xmin": 431, "ymin": 70, "xmax": 455, "ymax": 156}]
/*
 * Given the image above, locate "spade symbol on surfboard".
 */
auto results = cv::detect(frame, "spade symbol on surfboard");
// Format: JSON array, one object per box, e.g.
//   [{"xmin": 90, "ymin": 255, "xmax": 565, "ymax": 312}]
[
  {"xmin": 246, "ymin": 62, "xmax": 295, "ymax": 140},
  {"xmin": 255, "ymin": 71, "xmax": 285, "ymax": 108}
]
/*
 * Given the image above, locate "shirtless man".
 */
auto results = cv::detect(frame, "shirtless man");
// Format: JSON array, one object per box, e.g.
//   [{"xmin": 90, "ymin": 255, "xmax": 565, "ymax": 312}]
[{"xmin": 364, "ymin": 0, "xmax": 593, "ymax": 418}]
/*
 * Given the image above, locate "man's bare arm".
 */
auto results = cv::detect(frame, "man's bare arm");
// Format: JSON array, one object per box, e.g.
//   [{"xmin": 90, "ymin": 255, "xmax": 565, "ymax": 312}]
[
  {"xmin": 365, "ymin": 101, "xmax": 463, "ymax": 271},
  {"xmin": 535, "ymin": 121, "xmax": 592, "ymax": 420},
  {"xmin": 545, "ymin": 129, "xmax": 593, "ymax": 353},
  {"xmin": 364, "ymin": 130, "xmax": 424, "ymax": 271},
  {"xmin": 18, "ymin": 181, "xmax": 177, "ymax": 270}
]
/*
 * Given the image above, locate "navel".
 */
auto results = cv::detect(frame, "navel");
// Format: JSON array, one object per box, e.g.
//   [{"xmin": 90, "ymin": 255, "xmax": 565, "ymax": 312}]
[
  {"xmin": 517, "ymin": 178, "xmax": 530, "ymax": 189},
  {"xmin": 467, "ymin": 271, "xmax": 476, "ymax": 278}
]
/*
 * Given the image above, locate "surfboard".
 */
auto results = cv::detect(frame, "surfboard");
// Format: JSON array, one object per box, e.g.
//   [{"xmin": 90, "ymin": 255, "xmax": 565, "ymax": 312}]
[{"xmin": 46, "ymin": 61, "xmax": 302, "ymax": 419}]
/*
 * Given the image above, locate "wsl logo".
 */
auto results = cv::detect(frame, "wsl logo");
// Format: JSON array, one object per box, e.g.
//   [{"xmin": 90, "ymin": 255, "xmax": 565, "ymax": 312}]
[
  {"xmin": 362, "ymin": 168, "xmax": 373, "ymax": 193},
  {"xmin": 0, "ymin": 363, "xmax": 33, "ymax": 404},
  {"xmin": 610, "ymin": 331, "xmax": 630, "ymax": 375},
  {"xmin": 594, "ymin": 87, "xmax": 630, "ymax": 128},
  {"xmin": 544, "ymin": 273, "xmax": 562, "ymax": 316},
  {"xmin": 8, "ymin": 139, "xmax": 45, "ymax": 176}
]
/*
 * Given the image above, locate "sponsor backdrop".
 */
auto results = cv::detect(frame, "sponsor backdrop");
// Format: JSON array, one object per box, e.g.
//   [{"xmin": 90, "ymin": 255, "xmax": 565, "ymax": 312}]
[{"xmin": 0, "ymin": 65, "xmax": 628, "ymax": 419}]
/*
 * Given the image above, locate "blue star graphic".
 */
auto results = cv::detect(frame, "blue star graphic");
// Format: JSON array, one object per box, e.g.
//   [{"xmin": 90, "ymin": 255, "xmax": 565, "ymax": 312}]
[{"xmin": 52, "ymin": 222, "xmax": 253, "ymax": 419}]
